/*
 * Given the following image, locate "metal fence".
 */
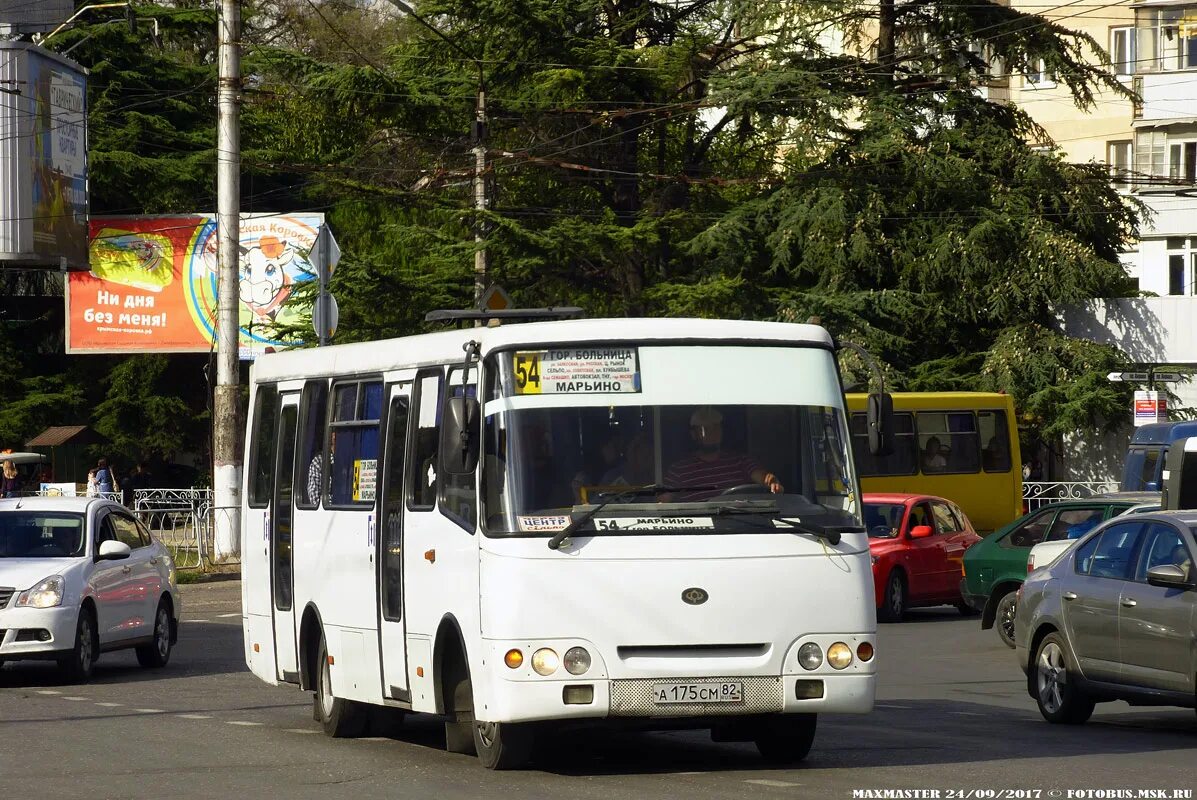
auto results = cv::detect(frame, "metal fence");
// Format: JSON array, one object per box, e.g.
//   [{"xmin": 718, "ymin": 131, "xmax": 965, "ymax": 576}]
[{"xmin": 1022, "ymin": 480, "xmax": 1120, "ymax": 512}]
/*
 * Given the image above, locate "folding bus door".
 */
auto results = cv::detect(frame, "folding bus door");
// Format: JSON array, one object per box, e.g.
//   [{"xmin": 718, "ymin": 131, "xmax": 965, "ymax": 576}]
[
  {"xmin": 271, "ymin": 395, "xmax": 301, "ymax": 680},
  {"xmin": 377, "ymin": 384, "xmax": 411, "ymax": 700}
]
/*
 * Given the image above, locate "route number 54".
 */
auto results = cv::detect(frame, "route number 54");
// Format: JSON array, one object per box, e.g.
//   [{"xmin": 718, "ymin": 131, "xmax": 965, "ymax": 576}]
[{"xmin": 514, "ymin": 352, "xmax": 542, "ymax": 393}]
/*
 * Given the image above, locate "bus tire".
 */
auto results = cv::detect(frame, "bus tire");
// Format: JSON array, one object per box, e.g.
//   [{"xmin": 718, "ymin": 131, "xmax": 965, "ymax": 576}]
[
  {"xmin": 443, "ymin": 668, "xmax": 477, "ymax": 755},
  {"xmin": 878, "ymin": 571, "xmax": 906, "ymax": 622},
  {"xmin": 996, "ymin": 591, "xmax": 1019, "ymax": 649},
  {"xmin": 754, "ymin": 714, "xmax": 817, "ymax": 764},
  {"xmin": 314, "ymin": 634, "xmax": 367, "ymax": 738},
  {"xmin": 473, "ymin": 719, "xmax": 534, "ymax": 770}
]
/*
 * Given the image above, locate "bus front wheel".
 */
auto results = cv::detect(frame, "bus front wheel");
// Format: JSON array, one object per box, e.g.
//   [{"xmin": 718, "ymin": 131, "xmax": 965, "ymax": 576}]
[
  {"xmin": 754, "ymin": 713, "xmax": 817, "ymax": 764},
  {"xmin": 473, "ymin": 719, "xmax": 534, "ymax": 770}
]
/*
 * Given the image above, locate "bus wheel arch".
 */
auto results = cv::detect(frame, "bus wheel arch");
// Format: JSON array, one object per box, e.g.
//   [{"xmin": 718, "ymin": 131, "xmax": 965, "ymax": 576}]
[
  {"xmin": 298, "ymin": 603, "xmax": 324, "ymax": 692},
  {"xmin": 434, "ymin": 615, "xmax": 476, "ymax": 754}
]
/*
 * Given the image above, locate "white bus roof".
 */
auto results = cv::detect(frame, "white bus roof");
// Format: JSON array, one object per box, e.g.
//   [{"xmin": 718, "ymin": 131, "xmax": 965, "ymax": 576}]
[{"xmin": 250, "ymin": 317, "xmax": 833, "ymax": 383}]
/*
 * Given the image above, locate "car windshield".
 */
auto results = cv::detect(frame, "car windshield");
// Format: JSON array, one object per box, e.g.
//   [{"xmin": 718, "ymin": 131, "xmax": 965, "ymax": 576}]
[
  {"xmin": 1122, "ymin": 446, "xmax": 1162, "ymax": 491},
  {"xmin": 481, "ymin": 344, "xmax": 861, "ymax": 537},
  {"xmin": 0, "ymin": 512, "xmax": 86, "ymax": 558},
  {"xmin": 863, "ymin": 503, "xmax": 904, "ymax": 539}
]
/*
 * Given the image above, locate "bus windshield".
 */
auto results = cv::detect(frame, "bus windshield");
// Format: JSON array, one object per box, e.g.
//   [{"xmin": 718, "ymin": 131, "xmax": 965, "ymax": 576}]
[
  {"xmin": 1122, "ymin": 446, "xmax": 1163, "ymax": 491},
  {"xmin": 482, "ymin": 344, "xmax": 859, "ymax": 536}
]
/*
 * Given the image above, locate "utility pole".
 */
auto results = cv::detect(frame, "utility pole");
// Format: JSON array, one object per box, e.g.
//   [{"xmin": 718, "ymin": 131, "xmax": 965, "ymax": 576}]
[
  {"xmin": 472, "ymin": 87, "xmax": 488, "ymax": 306},
  {"xmin": 213, "ymin": 0, "xmax": 242, "ymax": 561}
]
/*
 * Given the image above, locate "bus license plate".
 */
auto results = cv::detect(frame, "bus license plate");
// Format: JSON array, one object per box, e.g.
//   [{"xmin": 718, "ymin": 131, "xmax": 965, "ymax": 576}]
[{"xmin": 652, "ymin": 682, "xmax": 743, "ymax": 704}]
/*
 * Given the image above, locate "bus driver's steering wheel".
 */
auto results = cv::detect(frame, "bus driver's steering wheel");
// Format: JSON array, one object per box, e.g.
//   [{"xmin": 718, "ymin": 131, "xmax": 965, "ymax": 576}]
[{"xmin": 719, "ymin": 483, "xmax": 771, "ymax": 496}]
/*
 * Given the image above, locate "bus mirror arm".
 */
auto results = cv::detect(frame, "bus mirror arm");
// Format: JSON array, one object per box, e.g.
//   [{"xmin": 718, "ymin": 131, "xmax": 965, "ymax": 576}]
[
  {"xmin": 441, "ymin": 397, "xmax": 481, "ymax": 475},
  {"xmin": 838, "ymin": 341, "xmax": 894, "ymax": 458}
]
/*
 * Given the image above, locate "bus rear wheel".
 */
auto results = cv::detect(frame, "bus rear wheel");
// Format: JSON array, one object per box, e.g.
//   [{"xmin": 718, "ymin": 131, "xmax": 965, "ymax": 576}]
[
  {"xmin": 314, "ymin": 635, "xmax": 367, "ymax": 737},
  {"xmin": 754, "ymin": 714, "xmax": 817, "ymax": 764}
]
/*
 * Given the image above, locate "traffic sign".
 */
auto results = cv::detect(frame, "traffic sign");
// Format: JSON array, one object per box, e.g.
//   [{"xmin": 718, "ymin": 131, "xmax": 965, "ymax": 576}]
[
  {"xmin": 313, "ymin": 294, "xmax": 339, "ymax": 339},
  {"xmin": 1151, "ymin": 372, "xmax": 1183, "ymax": 383},
  {"xmin": 479, "ymin": 284, "xmax": 512, "ymax": 311},
  {"xmin": 1107, "ymin": 372, "xmax": 1150, "ymax": 382}
]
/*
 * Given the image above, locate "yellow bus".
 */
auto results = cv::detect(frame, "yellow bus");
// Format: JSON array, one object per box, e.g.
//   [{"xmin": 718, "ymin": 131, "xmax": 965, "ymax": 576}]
[{"xmin": 845, "ymin": 392, "xmax": 1022, "ymax": 533}]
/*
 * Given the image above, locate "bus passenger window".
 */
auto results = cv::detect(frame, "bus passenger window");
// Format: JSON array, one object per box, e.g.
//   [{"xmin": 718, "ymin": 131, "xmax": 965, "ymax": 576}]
[
  {"xmin": 248, "ymin": 385, "xmax": 279, "ymax": 507},
  {"xmin": 297, "ymin": 380, "xmax": 329, "ymax": 509},
  {"xmin": 408, "ymin": 371, "xmax": 443, "ymax": 511},
  {"xmin": 916, "ymin": 411, "xmax": 979, "ymax": 474},
  {"xmin": 978, "ymin": 411, "xmax": 1011, "ymax": 473},
  {"xmin": 327, "ymin": 379, "xmax": 382, "ymax": 507},
  {"xmin": 849, "ymin": 412, "xmax": 916, "ymax": 477}
]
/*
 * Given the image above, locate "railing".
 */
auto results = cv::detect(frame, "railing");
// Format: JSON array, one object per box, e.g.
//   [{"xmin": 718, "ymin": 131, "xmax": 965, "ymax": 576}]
[{"xmin": 1022, "ymin": 481, "xmax": 1120, "ymax": 512}]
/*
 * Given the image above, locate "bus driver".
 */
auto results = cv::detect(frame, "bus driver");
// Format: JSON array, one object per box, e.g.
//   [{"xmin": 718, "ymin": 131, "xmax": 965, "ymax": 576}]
[{"xmin": 663, "ymin": 406, "xmax": 784, "ymax": 502}]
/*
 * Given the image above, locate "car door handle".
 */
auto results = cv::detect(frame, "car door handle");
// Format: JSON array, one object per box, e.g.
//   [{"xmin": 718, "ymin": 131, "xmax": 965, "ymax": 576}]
[
  {"xmin": 1062, "ymin": 592, "xmax": 1078, "ymax": 601},
  {"xmin": 149, "ymin": 557, "xmax": 159, "ymax": 565},
  {"xmin": 1121, "ymin": 598, "xmax": 1137, "ymax": 608}
]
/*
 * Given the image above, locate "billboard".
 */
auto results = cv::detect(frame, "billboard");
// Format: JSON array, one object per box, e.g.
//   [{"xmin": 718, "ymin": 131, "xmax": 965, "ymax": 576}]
[
  {"xmin": 0, "ymin": 42, "xmax": 88, "ymax": 268},
  {"xmin": 66, "ymin": 214, "xmax": 331, "ymax": 358}
]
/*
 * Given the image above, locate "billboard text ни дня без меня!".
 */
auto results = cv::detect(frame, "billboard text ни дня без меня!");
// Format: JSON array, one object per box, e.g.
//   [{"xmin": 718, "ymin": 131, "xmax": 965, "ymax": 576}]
[{"xmin": 66, "ymin": 214, "xmax": 331, "ymax": 358}]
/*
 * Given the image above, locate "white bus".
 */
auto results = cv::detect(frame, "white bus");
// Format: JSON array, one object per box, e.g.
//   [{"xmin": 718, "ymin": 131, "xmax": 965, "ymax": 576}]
[{"xmin": 241, "ymin": 312, "xmax": 880, "ymax": 769}]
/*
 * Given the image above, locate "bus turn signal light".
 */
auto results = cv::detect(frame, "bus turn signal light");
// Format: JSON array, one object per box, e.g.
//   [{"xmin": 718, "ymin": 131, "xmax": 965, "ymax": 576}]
[
  {"xmin": 857, "ymin": 642, "xmax": 874, "ymax": 662},
  {"xmin": 504, "ymin": 649, "xmax": 524, "ymax": 669}
]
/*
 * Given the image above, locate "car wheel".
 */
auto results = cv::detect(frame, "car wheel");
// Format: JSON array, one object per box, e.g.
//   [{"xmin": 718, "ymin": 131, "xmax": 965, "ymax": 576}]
[
  {"xmin": 996, "ymin": 591, "xmax": 1019, "ymax": 649},
  {"xmin": 473, "ymin": 719, "xmax": 534, "ymax": 770},
  {"xmin": 754, "ymin": 714, "xmax": 817, "ymax": 764},
  {"xmin": 136, "ymin": 599, "xmax": 173, "ymax": 668},
  {"xmin": 57, "ymin": 607, "xmax": 97, "ymax": 683},
  {"xmin": 1034, "ymin": 632, "xmax": 1095, "ymax": 724},
  {"xmin": 313, "ymin": 634, "xmax": 367, "ymax": 737},
  {"xmin": 878, "ymin": 572, "xmax": 906, "ymax": 622}
]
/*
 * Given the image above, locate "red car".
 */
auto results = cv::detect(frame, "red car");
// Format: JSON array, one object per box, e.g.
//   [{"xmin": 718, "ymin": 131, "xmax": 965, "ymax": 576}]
[{"xmin": 863, "ymin": 493, "xmax": 983, "ymax": 622}]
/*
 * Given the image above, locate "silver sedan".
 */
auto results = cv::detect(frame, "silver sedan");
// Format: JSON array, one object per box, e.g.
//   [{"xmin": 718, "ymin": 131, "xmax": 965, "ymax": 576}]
[{"xmin": 1015, "ymin": 509, "xmax": 1196, "ymax": 723}]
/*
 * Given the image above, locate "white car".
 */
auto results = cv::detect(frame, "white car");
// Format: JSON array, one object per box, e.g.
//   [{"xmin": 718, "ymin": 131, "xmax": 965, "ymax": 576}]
[{"xmin": 0, "ymin": 497, "xmax": 180, "ymax": 681}]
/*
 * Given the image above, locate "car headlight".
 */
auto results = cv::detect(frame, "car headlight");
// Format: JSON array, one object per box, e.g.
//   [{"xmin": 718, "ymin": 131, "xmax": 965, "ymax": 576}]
[{"xmin": 16, "ymin": 575, "xmax": 65, "ymax": 609}]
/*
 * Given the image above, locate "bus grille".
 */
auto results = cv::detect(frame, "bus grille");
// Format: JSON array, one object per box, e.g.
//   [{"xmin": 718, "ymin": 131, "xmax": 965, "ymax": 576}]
[
  {"xmin": 609, "ymin": 676, "xmax": 784, "ymax": 717},
  {"xmin": 0, "ymin": 588, "xmax": 13, "ymax": 608}
]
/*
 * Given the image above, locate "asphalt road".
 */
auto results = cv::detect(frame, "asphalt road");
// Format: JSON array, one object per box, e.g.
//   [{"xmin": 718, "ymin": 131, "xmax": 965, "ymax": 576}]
[{"xmin": 1, "ymin": 581, "xmax": 1194, "ymax": 800}]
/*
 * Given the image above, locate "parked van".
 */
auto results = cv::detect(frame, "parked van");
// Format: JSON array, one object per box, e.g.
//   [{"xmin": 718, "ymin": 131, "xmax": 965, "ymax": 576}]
[{"xmin": 1121, "ymin": 421, "xmax": 1197, "ymax": 491}]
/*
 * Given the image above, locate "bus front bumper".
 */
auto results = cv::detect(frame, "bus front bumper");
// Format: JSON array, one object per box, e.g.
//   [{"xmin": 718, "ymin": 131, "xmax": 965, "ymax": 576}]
[{"xmin": 481, "ymin": 673, "xmax": 876, "ymax": 724}]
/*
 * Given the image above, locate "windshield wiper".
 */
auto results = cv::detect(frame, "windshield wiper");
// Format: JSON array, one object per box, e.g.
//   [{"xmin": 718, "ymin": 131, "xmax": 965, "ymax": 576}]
[
  {"xmin": 546, "ymin": 484, "xmax": 718, "ymax": 550},
  {"xmin": 769, "ymin": 518, "xmax": 864, "ymax": 546}
]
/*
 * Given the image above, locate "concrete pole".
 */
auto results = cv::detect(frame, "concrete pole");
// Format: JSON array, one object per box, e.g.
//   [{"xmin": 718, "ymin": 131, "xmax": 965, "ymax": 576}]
[
  {"xmin": 213, "ymin": 0, "xmax": 242, "ymax": 561},
  {"xmin": 473, "ymin": 87, "xmax": 487, "ymax": 306}
]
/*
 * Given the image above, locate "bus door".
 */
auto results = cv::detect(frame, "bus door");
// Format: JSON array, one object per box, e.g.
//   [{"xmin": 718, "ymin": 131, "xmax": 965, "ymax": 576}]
[
  {"xmin": 377, "ymin": 384, "xmax": 411, "ymax": 700},
  {"xmin": 271, "ymin": 395, "xmax": 301, "ymax": 680}
]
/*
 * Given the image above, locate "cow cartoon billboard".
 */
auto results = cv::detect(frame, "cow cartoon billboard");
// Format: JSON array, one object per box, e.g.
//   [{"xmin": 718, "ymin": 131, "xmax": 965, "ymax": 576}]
[{"xmin": 66, "ymin": 214, "xmax": 331, "ymax": 357}]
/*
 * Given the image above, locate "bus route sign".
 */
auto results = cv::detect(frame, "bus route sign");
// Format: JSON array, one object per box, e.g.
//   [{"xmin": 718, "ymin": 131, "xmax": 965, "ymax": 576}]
[{"xmin": 513, "ymin": 348, "xmax": 641, "ymax": 394}]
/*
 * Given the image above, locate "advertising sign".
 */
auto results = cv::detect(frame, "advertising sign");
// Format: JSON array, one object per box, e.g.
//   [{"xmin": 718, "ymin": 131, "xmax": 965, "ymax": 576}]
[
  {"xmin": 66, "ymin": 214, "xmax": 332, "ymax": 358},
  {"xmin": 1133, "ymin": 390, "xmax": 1167, "ymax": 427},
  {"xmin": 31, "ymin": 52, "xmax": 88, "ymax": 265}
]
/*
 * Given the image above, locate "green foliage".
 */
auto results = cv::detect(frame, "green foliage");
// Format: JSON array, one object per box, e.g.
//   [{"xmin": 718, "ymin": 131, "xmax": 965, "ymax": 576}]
[{"xmin": 91, "ymin": 355, "xmax": 206, "ymax": 465}]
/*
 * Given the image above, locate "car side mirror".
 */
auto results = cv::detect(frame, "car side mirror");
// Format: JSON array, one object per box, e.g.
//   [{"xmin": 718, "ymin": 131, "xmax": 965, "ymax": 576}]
[
  {"xmin": 1145, "ymin": 564, "xmax": 1192, "ymax": 590},
  {"xmin": 439, "ymin": 396, "xmax": 481, "ymax": 475},
  {"xmin": 866, "ymin": 392, "xmax": 895, "ymax": 457},
  {"xmin": 97, "ymin": 540, "xmax": 131, "ymax": 560},
  {"xmin": 909, "ymin": 525, "xmax": 933, "ymax": 539}
]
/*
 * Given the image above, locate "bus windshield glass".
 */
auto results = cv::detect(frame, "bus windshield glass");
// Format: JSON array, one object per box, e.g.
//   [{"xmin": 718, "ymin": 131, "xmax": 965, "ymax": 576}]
[{"xmin": 481, "ymin": 344, "xmax": 859, "ymax": 536}]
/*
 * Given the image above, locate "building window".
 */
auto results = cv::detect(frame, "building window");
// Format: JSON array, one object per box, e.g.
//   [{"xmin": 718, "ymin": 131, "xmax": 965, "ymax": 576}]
[
  {"xmin": 1169, "ymin": 141, "xmax": 1197, "ymax": 183},
  {"xmin": 1108, "ymin": 140, "xmax": 1133, "ymax": 189},
  {"xmin": 1168, "ymin": 238, "xmax": 1197, "ymax": 296},
  {"xmin": 1024, "ymin": 58, "xmax": 1055, "ymax": 87},
  {"xmin": 1136, "ymin": 6, "xmax": 1197, "ymax": 72},
  {"xmin": 1112, "ymin": 26, "xmax": 1136, "ymax": 75},
  {"xmin": 1134, "ymin": 129, "xmax": 1169, "ymax": 181}
]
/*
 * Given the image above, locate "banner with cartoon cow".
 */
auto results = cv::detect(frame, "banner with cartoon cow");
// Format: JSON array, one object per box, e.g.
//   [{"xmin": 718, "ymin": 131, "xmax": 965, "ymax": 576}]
[{"xmin": 66, "ymin": 214, "xmax": 330, "ymax": 358}]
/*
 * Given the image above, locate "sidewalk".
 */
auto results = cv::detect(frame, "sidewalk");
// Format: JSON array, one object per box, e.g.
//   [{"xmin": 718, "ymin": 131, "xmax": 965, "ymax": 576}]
[{"xmin": 178, "ymin": 578, "xmax": 242, "ymax": 616}]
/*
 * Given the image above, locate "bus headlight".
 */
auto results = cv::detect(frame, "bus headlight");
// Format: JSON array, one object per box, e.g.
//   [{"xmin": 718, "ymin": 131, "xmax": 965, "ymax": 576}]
[
  {"xmin": 798, "ymin": 642, "xmax": 823, "ymax": 670},
  {"xmin": 531, "ymin": 648, "xmax": 559, "ymax": 676},
  {"xmin": 563, "ymin": 647, "xmax": 591, "ymax": 675},
  {"xmin": 827, "ymin": 642, "xmax": 853, "ymax": 669}
]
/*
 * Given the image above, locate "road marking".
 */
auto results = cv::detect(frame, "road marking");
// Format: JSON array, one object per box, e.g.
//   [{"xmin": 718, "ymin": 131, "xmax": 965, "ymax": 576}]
[
  {"xmin": 36, "ymin": 690, "xmax": 62, "ymax": 695},
  {"xmin": 360, "ymin": 737, "xmax": 390, "ymax": 742},
  {"xmin": 134, "ymin": 708, "xmax": 165, "ymax": 714},
  {"xmin": 177, "ymin": 714, "xmax": 212, "ymax": 720},
  {"xmin": 62, "ymin": 696, "xmax": 89, "ymax": 701},
  {"xmin": 186, "ymin": 619, "xmax": 210, "ymax": 624},
  {"xmin": 285, "ymin": 728, "xmax": 318, "ymax": 735},
  {"xmin": 226, "ymin": 720, "xmax": 263, "ymax": 726},
  {"xmin": 877, "ymin": 704, "xmax": 911, "ymax": 709},
  {"xmin": 745, "ymin": 779, "xmax": 801, "ymax": 788},
  {"xmin": 218, "ymin": 613, "xmax": 240, "ymax": 618},
  {"xmin": 95, "ymin": 702, "xmax": 123, "ymax": 708},
  {"xmin": 951, "ymin": 711, "xmax": 984, "ymax": 716}
]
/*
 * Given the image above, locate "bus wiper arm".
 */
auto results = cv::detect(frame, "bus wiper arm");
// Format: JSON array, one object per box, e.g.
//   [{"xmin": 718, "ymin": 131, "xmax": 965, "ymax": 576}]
[
  {"xmin": 772, "ymin": 518, "xmax": 865, "ymax": 546},
  {"xmin": 546, "ymin": 484, "xmax": 719, "ymax": 550}
]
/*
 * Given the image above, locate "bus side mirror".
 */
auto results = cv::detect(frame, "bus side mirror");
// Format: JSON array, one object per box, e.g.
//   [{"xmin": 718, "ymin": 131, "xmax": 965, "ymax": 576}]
[
  {"xmin": 440, "ymin": 397, "xmax": 481, "ymax": 475},
  {"xmin": 867, "ymin": 392, "xmax": 895, "ymax": 457}
]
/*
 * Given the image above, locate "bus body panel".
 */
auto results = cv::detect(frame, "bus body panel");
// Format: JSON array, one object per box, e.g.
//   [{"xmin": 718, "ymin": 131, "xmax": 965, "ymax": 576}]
[{"xmin": 846, "ymin": 392, "xmax": 1022, "ymax": 533}]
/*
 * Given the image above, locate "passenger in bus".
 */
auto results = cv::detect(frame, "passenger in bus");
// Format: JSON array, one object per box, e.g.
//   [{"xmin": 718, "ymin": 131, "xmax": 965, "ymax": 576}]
[
  {"xmin": 921, "ymin": 437, "xmax": 947, "ymax": 473},
  {"xmin": 662, "ymin": 407, "xmax": 783, "ymax": 502},
  {"xmin": 981, "ymin": 436, "xmax": 1003, "ymax": 472}
]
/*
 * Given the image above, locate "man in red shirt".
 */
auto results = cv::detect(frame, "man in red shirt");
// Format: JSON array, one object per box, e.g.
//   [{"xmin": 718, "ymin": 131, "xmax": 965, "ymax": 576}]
[{"xmin": 663, "ymin": 407, "xmax": 784, "ymax": 501}]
